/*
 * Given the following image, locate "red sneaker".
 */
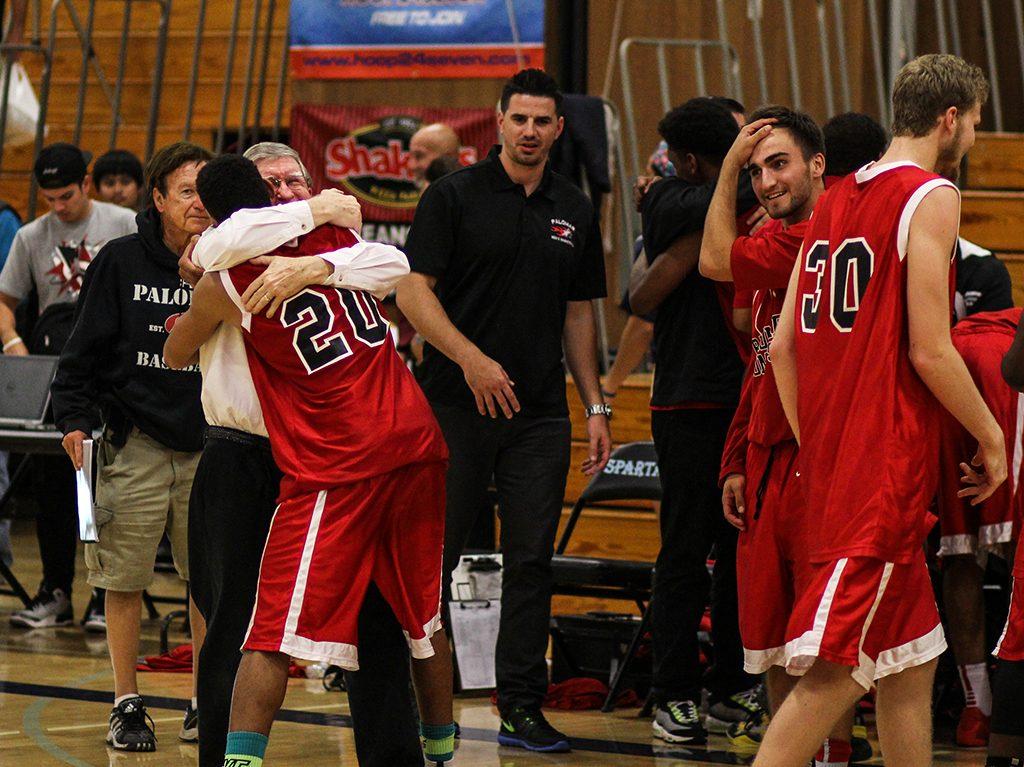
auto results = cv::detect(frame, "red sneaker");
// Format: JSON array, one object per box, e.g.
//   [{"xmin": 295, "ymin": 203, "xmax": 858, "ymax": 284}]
[{"xmin": 955, "ymin": 706, "xmax": 990, "ymax": 748}]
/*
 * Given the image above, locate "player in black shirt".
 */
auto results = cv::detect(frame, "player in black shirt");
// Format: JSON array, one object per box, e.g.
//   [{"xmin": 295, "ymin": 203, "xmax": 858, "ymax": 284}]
[{"xmin": 630, "ymin": 98, "xmax": 760, "ymax": 745}]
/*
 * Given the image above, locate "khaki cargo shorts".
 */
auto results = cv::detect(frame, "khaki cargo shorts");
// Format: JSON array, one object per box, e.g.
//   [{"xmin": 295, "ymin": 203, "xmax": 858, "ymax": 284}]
[{"xmin": 85, "ymin": 427, "xmax": 200, "ymax": 592}]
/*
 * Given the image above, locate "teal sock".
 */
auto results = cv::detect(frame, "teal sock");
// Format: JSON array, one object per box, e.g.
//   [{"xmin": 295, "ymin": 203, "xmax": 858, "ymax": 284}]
[
  {"xmin": 224, "ymin": 730, "xmax": 268, "ymax": 767},
  {"xmin": 420, "ymin": 722, "xmax": 456, "ymax": 763}
]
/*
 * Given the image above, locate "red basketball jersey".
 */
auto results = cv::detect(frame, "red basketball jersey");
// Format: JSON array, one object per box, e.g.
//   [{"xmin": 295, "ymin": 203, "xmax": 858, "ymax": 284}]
[
  {"xmin": 793, "ymin": 162, "xmax": 957, "ymax": 563},
  {"xmin": 222, "ymin": 224, "xmax": 448, "ymax": 499},
  {"xmin": 938, "ymin": 308, "xmax": 1024, "ymax": 551},
  {"xmin": 732, "ymin": 217, "xmax": 809, "ymax": 448}
]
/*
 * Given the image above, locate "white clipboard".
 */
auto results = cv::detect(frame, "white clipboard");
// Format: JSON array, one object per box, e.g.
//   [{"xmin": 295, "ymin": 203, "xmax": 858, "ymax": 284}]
[
  {"xmin": 76, "ymin": 439, "xmax": 97, "ymax": 542},
  {"xmin": 448, "ymin": 599, "xmax": 500, "ymax": 690}
]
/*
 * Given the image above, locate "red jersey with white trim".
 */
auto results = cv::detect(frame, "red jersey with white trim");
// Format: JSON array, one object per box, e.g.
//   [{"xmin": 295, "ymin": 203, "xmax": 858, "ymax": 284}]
[
  {"xmin": 222, "ymin": 224, "xmax": 448, "ymax": 499},
  {"xmin": 938, "ymin": 308, "xmax": 1024, "ymax": 555},
  {"xmin": 731, "ymin": 217, "xmax": 808, "ymax": 448},
  {"xmin": 793, "ymin": 162, "xmax": 957, "ymax": 563}
]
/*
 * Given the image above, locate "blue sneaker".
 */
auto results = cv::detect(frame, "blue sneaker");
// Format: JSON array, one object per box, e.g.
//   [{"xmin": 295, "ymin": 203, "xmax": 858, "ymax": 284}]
[{"xmin": 497, "ymin": 707, "xmax": 570, "ymax": 752}]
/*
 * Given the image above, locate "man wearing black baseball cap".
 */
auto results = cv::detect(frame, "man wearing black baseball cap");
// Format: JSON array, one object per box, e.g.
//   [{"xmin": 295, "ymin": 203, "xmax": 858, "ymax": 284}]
[{"xmin": 0, "ymin": 141, "xmax": 136, "ymax": 632}]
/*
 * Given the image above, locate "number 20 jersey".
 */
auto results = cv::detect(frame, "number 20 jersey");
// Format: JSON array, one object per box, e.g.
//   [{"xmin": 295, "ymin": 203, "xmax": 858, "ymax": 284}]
[
  {"xmin": 793, "ymin": 162, "xmax": 957, "ymax": 565},
  {"xmin": 222, "ymin": 224, "xmax": 448, "ymax": 500}
]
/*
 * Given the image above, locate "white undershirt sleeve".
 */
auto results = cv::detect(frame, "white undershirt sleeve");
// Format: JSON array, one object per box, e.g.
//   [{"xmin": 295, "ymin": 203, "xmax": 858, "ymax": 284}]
[
  {"xmin": 320, "ymin": 240, "xmax": 410, "ymax": 294},
  {"xmin": 192, "ymin": 201, "xmax": 316, "ymax": 271}
]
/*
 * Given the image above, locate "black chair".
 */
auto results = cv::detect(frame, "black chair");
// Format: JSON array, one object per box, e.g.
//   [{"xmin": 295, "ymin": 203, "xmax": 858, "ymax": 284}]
[{"xmin": 550, "ymin": 441, "xmax": 661, "ymax": 712}]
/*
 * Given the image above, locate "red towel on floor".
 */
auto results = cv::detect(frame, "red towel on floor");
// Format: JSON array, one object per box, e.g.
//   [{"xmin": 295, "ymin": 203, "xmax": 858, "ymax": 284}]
[{"xmin": 137, "ymin": 644, "xmax": 306, "ymax": 678}]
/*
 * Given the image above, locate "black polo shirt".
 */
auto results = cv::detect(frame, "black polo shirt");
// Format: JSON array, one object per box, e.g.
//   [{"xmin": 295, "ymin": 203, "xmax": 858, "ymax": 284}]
[
  {"xmin": 641, "ymin": 174, "xmax": 759, "ymax": 408},
  {"xmin": 405, "ymin": 144, "xmax": 607, "ymax": 417}
]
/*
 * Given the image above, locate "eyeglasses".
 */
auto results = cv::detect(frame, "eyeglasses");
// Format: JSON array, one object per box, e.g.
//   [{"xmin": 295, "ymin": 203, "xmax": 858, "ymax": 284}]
[{"xmin": 263, "ymin": 175, "xmax": 310, "ymax": 194}]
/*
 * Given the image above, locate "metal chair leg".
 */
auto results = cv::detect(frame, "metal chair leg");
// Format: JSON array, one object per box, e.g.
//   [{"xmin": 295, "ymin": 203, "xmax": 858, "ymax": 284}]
[{"xmin": 602, "ymin": 607, "xmax": 651, "ymax": 713}]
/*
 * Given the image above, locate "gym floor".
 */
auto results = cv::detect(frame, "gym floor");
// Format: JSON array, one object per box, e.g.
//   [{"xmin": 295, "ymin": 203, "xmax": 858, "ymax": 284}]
[{"xmin": 0, "ymin": 520, "xmax": 989, "ymax": 766}]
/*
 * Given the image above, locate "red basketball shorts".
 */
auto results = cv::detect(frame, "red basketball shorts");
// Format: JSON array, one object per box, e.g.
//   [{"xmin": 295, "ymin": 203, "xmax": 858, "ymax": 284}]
[
  {"xmin": 736, "ymin": 440, "xmax": 811, "ymax": 674},
  {"xmin": 243, "ymin": 460, "xmax": 447, "ymax": 669},
  {"xmin": 783, "ymin": 553, "xmax": 946, "ymax": 689},
  {"xmin": 937, "ymin": 413, "xmax": 1020, "ymax": 559},
  {"xmin": 996, "ymin": 576, "xmax": 1024, "ymax": 661}
]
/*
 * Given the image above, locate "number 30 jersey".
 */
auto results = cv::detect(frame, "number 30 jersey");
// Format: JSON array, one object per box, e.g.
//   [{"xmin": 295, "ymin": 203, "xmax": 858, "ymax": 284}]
[
  {"xmin": 221, "ymin": 224, "xmax": 448, "ymax": 500},
  {"xmin": 793, "ymin": 162, "xmax": 957, "ymax": 564}
]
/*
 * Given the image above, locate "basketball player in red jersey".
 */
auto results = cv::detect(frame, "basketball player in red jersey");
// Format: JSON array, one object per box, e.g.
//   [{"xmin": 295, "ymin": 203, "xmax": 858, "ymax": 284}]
[
  {"xmin": 700, "ymin": 107, "xmax": 861, "ymax": 766},
  {"xmin": 765, "ymin": 54, "xmax": 1004, "ymax": 767},
  {"xmin": 938, "ymin": 307, "xmax": 1024, "ymax": 748},
  {"xmin": 991, "ymin": 313, "xmax": 1024, "ymax": 766},
  {"xmin": 165, "ymin": 155, "xmax": 455, "ymax": 767}
]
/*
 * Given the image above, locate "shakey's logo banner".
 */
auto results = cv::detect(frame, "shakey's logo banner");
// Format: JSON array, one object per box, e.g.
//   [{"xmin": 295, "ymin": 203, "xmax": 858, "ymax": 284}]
[
  {"xmin": 290, "ymin": 103, "xmax": 497, "ymax": 235},
  {"xmin": 289, "ymin": 0, "xmax": 545, "ymax": 80}
]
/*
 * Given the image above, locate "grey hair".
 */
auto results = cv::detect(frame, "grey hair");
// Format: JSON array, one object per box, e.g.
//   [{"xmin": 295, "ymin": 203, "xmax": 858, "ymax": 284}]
[{"xmin": 242, "ymin": 142, "xmax": 313, "ymax": 186}]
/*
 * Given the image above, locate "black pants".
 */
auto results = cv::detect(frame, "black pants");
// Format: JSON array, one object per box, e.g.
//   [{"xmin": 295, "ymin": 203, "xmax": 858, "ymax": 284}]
[
  {"xmin": 650, "ymin": 408, "xmax": 753, "ymax": 704},
  {"xmin": 189, "ymin": 429, "xmax": 422, "ymax": 767},
  {"xmin": 31, "ymin": 454, "xmax": 77, "ymax": 594},
  {"xmin": 433, "ymin": 403, "xmax": 571, "ymax": 713}
]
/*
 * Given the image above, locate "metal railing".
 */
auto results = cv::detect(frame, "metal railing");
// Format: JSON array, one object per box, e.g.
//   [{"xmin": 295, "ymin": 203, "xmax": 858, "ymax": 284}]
[
  {"xmin": 0, "ymin": 0, "xmax": 289, "ymax": 217},
  {"xmin": 618, "ymin": 38, "xmax": 742, "ymax": 181},
  {"xmin": 603, "ymin": 0, "xmax": 1024, "ymax": 281}
]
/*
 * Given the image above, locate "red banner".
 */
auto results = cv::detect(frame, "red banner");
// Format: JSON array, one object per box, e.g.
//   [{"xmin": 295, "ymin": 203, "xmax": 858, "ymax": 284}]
[{"xmin": 290, "ymin": 104, "xmax": 497, "ymax": 236}]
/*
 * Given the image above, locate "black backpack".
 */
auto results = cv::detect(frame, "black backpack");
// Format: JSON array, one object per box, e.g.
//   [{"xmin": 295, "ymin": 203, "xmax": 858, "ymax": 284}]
[{"xmin": 28, "ymin": 300, "xmax": 77, "ymax": 355}]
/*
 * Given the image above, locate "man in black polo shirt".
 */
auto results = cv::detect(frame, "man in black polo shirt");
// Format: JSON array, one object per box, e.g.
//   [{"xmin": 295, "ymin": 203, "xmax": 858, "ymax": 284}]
[
  {"xmin": 397, "ymin": 68, "xmax": 610, "ymax": 753},
  {"xmin": 629, "ymin": 98, "xmax": 760, "ymax": 745}
]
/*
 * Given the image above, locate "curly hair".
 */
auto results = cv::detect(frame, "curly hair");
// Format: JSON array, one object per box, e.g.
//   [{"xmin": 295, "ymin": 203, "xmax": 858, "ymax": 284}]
[
  {"xmin": 657, "ymin": 97, "xmax": 739, "ymax": 165},
  {"xmin": 822, "ymin": 113, "xmax": 888, "ymax": 176}
]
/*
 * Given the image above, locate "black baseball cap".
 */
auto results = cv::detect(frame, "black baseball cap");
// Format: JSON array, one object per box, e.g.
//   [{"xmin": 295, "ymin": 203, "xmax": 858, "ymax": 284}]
[{"xmin": 33, "ymin": 142, "xmax": 93, "ymax": 189}]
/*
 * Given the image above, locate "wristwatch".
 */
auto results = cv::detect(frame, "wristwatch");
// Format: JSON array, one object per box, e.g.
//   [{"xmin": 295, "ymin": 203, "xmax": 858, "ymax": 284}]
[{"xmin": 585, "ymin": 403, "xmax": 612, "ymax": 419}]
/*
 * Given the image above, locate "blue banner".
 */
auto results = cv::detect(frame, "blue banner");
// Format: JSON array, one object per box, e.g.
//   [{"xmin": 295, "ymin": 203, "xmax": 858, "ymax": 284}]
[{"xmin": 290, "ymin": 0, "xmax": 546, "ymax": 80}]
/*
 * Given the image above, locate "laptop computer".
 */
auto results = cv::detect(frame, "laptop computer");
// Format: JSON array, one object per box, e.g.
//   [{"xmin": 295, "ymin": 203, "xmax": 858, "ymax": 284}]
[{"xmin": 0, "ymin": 355, "xmax": 60, "ymax": 429}]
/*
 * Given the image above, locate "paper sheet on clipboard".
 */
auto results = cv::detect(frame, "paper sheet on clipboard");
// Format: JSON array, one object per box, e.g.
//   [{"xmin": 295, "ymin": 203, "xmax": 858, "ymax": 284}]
[
  {"xmin": 76, "ymin": 439, "xmax": 97, "ymax": 542},
  {"xmin": 448, "ymin": 599, "xmax": 500, "ymax": 690}
]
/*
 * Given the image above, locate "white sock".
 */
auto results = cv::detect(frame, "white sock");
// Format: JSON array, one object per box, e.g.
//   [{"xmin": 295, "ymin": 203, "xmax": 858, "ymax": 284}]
[
  {"xmin": 191, "ymin": 696, "xmax": 198, "ymax": 709},
  {"xmin": 958, "ymin": 663, "xmax": 993, "ymax": 716},
  {"xmin": 114, "ymin": 693, "xmax": 140, "ymax": 707}
]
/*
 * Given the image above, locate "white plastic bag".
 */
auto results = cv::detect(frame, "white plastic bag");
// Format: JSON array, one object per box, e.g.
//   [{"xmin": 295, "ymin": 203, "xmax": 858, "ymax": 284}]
[{"xmin": 0, "ymin": 62, "xmax": 41, "ymax": 147}]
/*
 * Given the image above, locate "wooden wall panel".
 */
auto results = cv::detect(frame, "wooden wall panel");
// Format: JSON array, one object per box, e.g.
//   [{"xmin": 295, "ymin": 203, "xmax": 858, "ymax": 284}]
[{"xmin": 960, "ymin": 192, "xmax": 1024, "ymax": 253}]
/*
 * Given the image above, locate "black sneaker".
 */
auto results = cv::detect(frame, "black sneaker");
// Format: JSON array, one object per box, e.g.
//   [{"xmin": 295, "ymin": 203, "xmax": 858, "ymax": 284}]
[
  {"xmin": 652, "ymin": 700, "xmax": 707, "ymax": 744},
  {"xmin": 82, "ymin": 589, "xmax": 106, "ymax": 633},
  {"xmin": 9, "ymin": 584, "xmax": 73, "ymax": 629},
  {"xmin": 851, "ymin": 717, "xmax": 873, "ymax": 763},
  {"xmin": 178, "ymin": 701, "xmax": 198, "ymax": 742},
  {"xmin": 106, "ymin": 696, "xmax": 157, "ymax": 751},
  {"xmin": 497, "ymin": 707, "xmax": 570, "ymax": 752}
]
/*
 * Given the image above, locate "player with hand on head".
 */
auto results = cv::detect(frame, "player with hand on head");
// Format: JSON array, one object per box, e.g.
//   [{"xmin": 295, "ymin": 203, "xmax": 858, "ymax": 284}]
[{"xmin": 700, "ymin": 106, "xmax": 865, "ymax": 765}]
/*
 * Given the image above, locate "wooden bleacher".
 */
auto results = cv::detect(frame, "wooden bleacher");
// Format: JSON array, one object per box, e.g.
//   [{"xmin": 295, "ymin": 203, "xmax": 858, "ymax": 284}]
[
  {"xmin": 0, "ymin": 0, "xmax": 286, "ymax": 217},
  {"xmin": 961, "ymin": 132, "xmax": 1024, "ymax": 305}
]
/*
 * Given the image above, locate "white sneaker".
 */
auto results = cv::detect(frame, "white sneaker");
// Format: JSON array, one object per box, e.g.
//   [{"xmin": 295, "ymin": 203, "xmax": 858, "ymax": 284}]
[
  {"xmin": 652, "ymin": 700, "xmax": 707, "ymax": 744},
  {"xmin": 9, "ymin": 585, "xmax": 73, "ymax": 628}
]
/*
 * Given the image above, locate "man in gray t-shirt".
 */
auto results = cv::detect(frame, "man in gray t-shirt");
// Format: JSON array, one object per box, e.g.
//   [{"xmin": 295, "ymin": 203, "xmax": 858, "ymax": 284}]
[
  {"xmin": 0, "ymin": 143, "xmax": 136, "ymax": 631},
  {"xmin": 0, "ymin": 145, "xmax": 136, "ymax": 349}
]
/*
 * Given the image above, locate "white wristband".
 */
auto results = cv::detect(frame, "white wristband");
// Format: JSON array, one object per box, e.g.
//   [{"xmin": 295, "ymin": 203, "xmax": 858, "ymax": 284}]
[{"xmin": 2, "ymin": 336, "xmax": 23, "ymax": 352}]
